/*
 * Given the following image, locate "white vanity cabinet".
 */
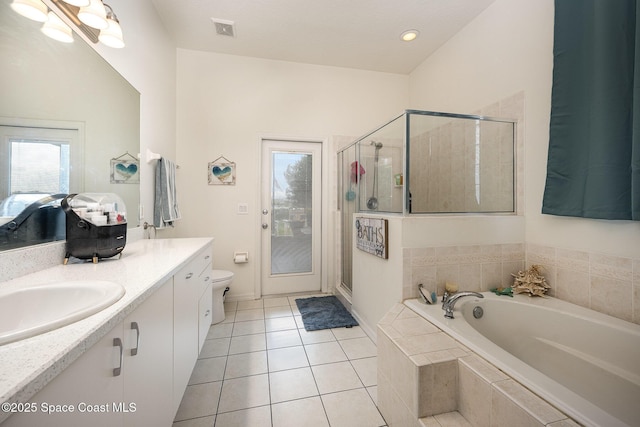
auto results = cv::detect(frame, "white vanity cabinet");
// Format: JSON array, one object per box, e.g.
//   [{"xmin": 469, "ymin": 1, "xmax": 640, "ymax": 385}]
[
  {"xmin": 3, "ymin": 279, "xmax": 174, "ymax": 427},
  {"xmin": 172, "ymin": 245, "xmax": 212, "ymax": 414}
]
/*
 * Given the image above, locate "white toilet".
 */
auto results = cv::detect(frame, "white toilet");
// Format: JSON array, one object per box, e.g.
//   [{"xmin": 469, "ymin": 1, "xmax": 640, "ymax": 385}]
[{"xmin": 210, "ymin": 269, "xmax": 234, "ymax": 325}]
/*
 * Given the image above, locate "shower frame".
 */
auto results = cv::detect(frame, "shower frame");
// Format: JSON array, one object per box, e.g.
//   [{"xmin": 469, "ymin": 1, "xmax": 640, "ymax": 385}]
[{"xmin": 337, "ymin": 109, "xmax": 517, "ymax": 293}]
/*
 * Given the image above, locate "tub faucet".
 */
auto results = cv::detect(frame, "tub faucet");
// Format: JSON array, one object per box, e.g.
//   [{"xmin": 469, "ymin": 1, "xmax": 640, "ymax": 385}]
[{"xmin": 443, "ymin": 292, "xmax": 484, "ymax": 319}]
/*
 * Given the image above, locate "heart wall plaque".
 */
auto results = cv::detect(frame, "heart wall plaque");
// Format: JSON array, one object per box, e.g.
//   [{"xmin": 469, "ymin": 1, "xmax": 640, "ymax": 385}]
[
  {"xmin": 110, "ymin": 157, "xmax": 140, "ymax": 184},
  {"xmin": 208, "ymin": 157, "xmax": 236, "ymax": 185}
]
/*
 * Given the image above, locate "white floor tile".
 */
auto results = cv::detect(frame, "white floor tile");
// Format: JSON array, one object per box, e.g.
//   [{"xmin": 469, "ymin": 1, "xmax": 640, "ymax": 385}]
[
  {"xmin": 199, "ymin": 337, "xmax": 230, "ymax": 358},
  {"xmin": 218, "ymin": 374, "xmax": 270, "ymax": 413},
  {"xmin": 331, "ymin": 325, "xmax": 367, "ymax": 340},
  {"xmin": 175, "ymin": 294, "xmax": 388, "ymax": 427},
  {"xmin": 234, "ymin": 308, "xmax": 265, "ymax": 322},
  {"xmin": 232, "ymin": 319, "xmax": 266, "ymax": 336},
  {"xmin": 366, "ymin": 386, "xmax": 378, "ymax": 405},
  {"xmin": 272, "ymin": 396, "xmax": 329, "ymax": 427},
  {"xmin": 267, "ymin": 346, "xmax": 309, "ymax": 372},
  {"xmin": 237, "ymin": 300, "xmax": 264, "ymax": 310},
  {"xmin": 207, "ymin": 322, "xmax": 233, "ymax": 339},
  {"xmin": 312, "ymin": 361, "xmax": 363, "ymax": 394},
  {"xmin": 172, "ymin": 415, "xmax": 215, "ymax": 427},
  {"xmin": 305, "ymin": 341, "xmax": 348, "ymax": 365},
  {"xmin": 215, "ymin": 405, "xmax": 271, "ymax": 427},
  {"xmin": 265, "ymin": 306, "xmax": 294, "ymax": 318},
  {"xmin": 339, "ymin": 336, "xmax": 377, "ymax": 360},
  {"xmin": 321, "ymin": 388, "xmax": 386, "ymax": 427},
  {"xmin": 174, "ymin": 381, "xmax": 222, "ymax": 421},
  {"xmin": 294, "ymin": 315, "xmax": 305, "ymax": 329},
  {"xmin": 298, "ymin": 328, "xmax": 336, "ymax": 345},
  {"xmin": 228, "ymin": 333, "xmax": 266, "ymax": 354},
  {"xmin": 265, "ymin": 316, "xmax": 298, "ymax": 332},
  {"xmin": 221, "ymin": 311, "xmax": 236, "ymax": 323},
  {"xmin": 267, "ymin": 329, "xmax": 302, "ymax": 349},
  {"xmin": 351, "ymin": 357, "xmax": 378, "ymax": 387},
  {"xmin": 224, "ymin": 351, "xmax": 268, "ymax": 379},
  {"xmin": 188, "ymin": 356, "xmax": 226, "ymax": 384},
  {"xmin": 269, "ymin": 367, "xmax": 319, "ymax": 403},
  {"xmin": 263, "ymin": 297, "xmax": 291, "ymax": 308}
]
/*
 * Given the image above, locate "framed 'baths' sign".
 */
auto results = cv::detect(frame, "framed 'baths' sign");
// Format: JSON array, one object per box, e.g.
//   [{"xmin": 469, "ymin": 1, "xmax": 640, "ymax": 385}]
[{"xmin": 355, "ymin": 217, "xmax": 388, "ymax": 259}]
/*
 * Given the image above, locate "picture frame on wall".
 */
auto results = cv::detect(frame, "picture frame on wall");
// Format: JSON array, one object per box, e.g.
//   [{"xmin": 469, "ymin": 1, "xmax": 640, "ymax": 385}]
[
  {"xmin": 208, "ymin": 155, "xmax": 236, "ymax": 185},
  {"xmin": 110, "ymin": 152, "xmax": 140, "ymax": 184},
  {"xmin": 355, "ymin": 216, "xmax": 388, "ymax": 259}
]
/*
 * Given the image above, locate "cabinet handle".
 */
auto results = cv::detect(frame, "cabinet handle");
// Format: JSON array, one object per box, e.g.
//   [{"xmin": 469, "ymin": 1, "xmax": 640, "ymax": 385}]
[
  {"xmin": 113, "ymin": 338, "xmax": 123, "ymax": 377},
  {"xmin": 205, "ymin": 309, "xmax": 210, "ymax": 318},
  {"xmin": 185, "ymin": 272, "xmax": 193, "ymax": 279},
  {"xmin": 204, "ymin": 255, "xmax": 210, "ymax": 260},
  {"xmin": 131, "ymin": 322, "xmax": 140, "ymax": 356},
  {"xmin": 204, "ymin": 276, "xmax": 210, "ymax": 282}
]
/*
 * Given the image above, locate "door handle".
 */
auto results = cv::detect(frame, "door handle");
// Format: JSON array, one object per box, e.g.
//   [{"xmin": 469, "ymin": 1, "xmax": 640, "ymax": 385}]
[
  {"xmin": 113, "ymin": 338, "xmax": 123, "ymax": 377},
  {"xmin": 262, "ymin": 223, "xmax": 268, "ymax": 229},
  {"xmin": 131, "ymin": 322, "xmax": 140, "ymax": 356}
]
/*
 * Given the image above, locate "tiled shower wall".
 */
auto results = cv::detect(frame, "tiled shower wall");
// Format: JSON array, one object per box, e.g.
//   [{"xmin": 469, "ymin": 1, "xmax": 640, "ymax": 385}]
[{"xmin": 402, "ymin": 243, "xmax": 640, "ymax": 325}]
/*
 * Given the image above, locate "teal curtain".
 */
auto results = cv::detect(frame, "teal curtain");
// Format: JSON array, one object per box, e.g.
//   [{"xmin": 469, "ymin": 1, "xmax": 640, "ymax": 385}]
[{"xmin": 542, "ymin": 0, "xmax": 640, "ymax": 220}]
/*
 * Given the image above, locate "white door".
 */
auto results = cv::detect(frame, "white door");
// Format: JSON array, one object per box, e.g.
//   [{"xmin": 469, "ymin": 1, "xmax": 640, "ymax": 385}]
[{"xmin": 261, "ymin": 139, "xmax": 322, "ymax": 295}]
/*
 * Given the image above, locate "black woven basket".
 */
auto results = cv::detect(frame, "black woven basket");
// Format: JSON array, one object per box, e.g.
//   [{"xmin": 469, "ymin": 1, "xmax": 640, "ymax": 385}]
[{"xmin": 62, "ymin": 194, "xmax": 127, "ymax": 264}]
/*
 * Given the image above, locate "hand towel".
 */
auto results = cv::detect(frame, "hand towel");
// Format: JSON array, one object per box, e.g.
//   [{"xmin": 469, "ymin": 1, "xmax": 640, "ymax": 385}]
[{"xmin": 154, "ymin": 158, "xmax": 181, "ymax": 228}]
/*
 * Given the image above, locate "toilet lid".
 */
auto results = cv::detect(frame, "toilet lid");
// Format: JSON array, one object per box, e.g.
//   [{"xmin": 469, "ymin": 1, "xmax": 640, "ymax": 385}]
[{"xmin": 211, "ymin": 269, "xmax": 234, "ymax": 282}]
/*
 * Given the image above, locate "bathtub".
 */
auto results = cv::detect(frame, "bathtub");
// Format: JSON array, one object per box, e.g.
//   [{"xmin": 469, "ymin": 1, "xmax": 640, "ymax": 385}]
[{"xmin": 404, "ymin": 293, "xmax": 640, "ymax": 427}]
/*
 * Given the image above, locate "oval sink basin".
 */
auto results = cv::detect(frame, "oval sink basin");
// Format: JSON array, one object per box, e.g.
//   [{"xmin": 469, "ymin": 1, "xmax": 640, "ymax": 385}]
[{"xmin": 0, "ymin": 280, "xmax": 125, "ymax": 345}]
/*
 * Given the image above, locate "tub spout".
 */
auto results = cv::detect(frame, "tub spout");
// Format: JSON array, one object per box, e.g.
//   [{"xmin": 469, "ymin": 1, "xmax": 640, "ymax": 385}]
[{"xmin": 443, "ymin": 292, "xmax": 484, "ymax": 319}]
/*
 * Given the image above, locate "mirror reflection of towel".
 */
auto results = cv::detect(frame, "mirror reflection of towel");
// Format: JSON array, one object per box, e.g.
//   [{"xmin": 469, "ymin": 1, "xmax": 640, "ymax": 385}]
[{"xmin": 154, "ymin": 158, "xmax": 181, "ymax": 228}]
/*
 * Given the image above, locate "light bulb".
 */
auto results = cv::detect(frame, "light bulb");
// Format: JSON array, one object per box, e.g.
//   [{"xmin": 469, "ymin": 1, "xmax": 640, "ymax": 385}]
[
  {"xmin": 41, "ymin": 11, "xmax": 74, "ymax": 43},
  {"xmin": 78, "ymin": 0, "xmax": 107, "ymax": 29},
  {"xmin": 99, "ymin": 17, "xmax": 125, "ymax": 48},
  {"xmin": 10, "ymin": 0, "xmax": 48, "ymax": 22}
]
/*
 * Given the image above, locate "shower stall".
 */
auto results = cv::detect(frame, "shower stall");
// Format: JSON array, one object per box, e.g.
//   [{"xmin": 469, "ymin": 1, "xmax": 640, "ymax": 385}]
[{"xmin": 337, "ymin": 110, "xmax": 517, "ymax": 293}]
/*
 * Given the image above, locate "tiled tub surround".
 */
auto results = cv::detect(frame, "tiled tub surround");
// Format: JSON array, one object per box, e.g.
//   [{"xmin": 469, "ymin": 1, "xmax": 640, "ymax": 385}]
[
  {"xmin": 0, "ymin": 237, "xmax": 212, "ymax": 424},
  {"xmin": 378, "ymin": 303, "xmax": 581, "ymax": 427},
  {"xmin": 403, "ymin": 243, "xmax": 640, "ymax": 326},
  {"xmin": 402, "ymin": 243, "xmax": 525, "ymax": 303},
  {"xmin": 527, "ymin": 244, "xmax": 640, "ymax": 325}
]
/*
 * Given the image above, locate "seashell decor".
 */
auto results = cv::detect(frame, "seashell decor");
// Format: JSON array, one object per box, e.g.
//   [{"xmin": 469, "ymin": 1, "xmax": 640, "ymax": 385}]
[{"xmin": 512, "ymin": 265, "xmax": 550, "ymax": 297}]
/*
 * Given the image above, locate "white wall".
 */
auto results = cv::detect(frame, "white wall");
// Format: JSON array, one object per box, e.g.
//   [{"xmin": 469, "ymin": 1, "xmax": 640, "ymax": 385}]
[
  {"xmin": 92, "ymin": 0, "xmax": 177, "ymax": 230},
  {"xmin": 176, "ymin": 49, "xmax": 409, "ymax": 300},
  {"xmin": 409, "ymin": 0, "xmax": 640, "ymax": 260}
]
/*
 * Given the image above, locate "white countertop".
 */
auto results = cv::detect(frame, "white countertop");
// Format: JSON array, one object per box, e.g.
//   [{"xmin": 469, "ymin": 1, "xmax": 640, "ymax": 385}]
[{"xmin": 0, "ymin": 237, "xmax": 213, "ymax": 422}]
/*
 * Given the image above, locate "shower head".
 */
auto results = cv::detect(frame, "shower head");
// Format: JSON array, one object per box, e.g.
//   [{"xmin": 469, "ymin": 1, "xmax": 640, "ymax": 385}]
[{"xmin": 370, "ymin": 141, "xmax": 383, "ymax": 149}]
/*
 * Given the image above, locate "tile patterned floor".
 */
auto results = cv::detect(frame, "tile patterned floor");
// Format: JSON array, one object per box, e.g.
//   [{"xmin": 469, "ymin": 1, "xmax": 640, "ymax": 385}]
[{"xmin": 172, "ymin": 295, "xmax": 387, "ymax": 427}]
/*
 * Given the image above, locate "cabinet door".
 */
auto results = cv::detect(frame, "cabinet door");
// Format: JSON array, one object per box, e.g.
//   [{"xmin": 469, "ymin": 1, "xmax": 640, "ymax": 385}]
[
  {"xmin": 123, "ymin": 279, "xmax": 173, "ymax": 427},
  {"xmin": 198, "ymin": 282, "xmax": 213, "ymax": 352},
  {"xmin": 3, "ymin": 326, "xmax": 124, "ymax": 427},
  {"xmin": 173, "ymin": 249, "xmax": 209, "ymax": 413}
]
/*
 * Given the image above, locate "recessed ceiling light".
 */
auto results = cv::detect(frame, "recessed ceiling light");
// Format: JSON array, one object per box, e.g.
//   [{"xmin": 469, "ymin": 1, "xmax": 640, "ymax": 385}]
[{"xmin": 401, "ymin": 30, "xmax": 419, "ymax": 42}]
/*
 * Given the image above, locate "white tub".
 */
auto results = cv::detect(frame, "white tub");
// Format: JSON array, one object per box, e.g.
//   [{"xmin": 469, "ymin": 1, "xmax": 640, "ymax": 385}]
[{"xmin": 404, "ymin": 293, "xmax": 640, "ymax": 427}]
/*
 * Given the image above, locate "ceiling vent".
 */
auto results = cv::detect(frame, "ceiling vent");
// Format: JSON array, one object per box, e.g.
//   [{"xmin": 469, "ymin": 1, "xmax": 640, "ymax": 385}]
[{"xmin": 211, "ymin": 18, "xmax": 235, "ymax": 37}]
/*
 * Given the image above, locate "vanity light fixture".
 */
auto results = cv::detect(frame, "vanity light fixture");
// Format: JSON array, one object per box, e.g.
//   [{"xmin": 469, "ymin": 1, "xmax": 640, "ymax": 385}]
[
  {"xmin": 10, "ymin": 0, "xmax": 48, "ymax": 22},
  {"xmin": 77, "ymin": 0, "xmax": 108, "ymax": 30},
  {"xmin": 41, "ymin": 10, "xmax": 74, "ymax": 43},
  {"xmin": 60, "ymin": 0, "xmax": 89, "ymax": 6},
  {"xmin": 98, "ymin": 4, "xmax": 124, "ymax": 48},
  {"xmin": 400, "ymin": 29, "xmax": 419, "ymax": 42}
]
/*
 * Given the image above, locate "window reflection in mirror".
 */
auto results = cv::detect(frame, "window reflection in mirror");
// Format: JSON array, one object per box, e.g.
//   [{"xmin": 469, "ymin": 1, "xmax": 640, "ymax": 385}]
[{"xmin": 0, "ymin": 0, "xmax": 140, "ymax": 251}]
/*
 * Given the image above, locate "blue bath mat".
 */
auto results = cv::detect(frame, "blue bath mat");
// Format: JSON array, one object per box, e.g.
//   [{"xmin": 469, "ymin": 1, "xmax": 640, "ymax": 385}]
[{"xmin": 295, "ymin": 295, "xmax": 359, "ymax": 331}]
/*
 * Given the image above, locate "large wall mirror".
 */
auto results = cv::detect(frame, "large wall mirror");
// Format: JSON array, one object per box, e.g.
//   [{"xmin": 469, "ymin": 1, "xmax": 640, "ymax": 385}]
[{"xmin": 0, "ymin": 0, "xmax": 140, "ymax": 251}]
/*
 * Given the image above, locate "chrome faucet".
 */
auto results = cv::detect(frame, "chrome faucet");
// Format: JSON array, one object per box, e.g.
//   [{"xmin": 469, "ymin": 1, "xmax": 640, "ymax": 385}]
[{"xmin": 443, "ymin": 292, "xmax": 484, "ymax": 319}]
